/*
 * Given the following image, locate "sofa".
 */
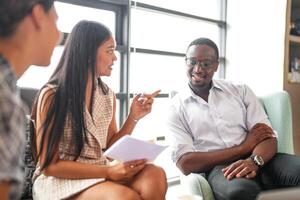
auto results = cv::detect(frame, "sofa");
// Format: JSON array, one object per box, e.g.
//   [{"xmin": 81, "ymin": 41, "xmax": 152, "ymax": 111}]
[
  {"xmin": 20, "ymin": 87, "xmax": 38, "ymax": 200},
  {"xmin": 180, "ymin": 91, "xmax": 295, "ymax": 200}
]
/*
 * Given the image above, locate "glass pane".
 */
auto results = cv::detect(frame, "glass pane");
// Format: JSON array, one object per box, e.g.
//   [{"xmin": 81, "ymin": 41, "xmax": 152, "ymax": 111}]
[
  {"xmin": 18, "ymin": 48, "xmax": 121, "ymax": 92},
  {"xmin": 17, "ymin": 46, "xmax": 63, "ymax": 89},
  {"xmin": 131, "ymin": 98, "xmax": 180, "ymax": 178},
  {"xmin": 130, "ymin": 53, "xmax": 221, "ymax": 93},
  {"xmin": 55, "ymin": 2, "xmax": 116, "ymax": 35},
  {"xmin": 135, "ymin": 0, "xmax": 221, "ymax": 20},
  {"xmin": 155, "ymin": 147, "xmax": 181, "ymax": 179},
  {"xmin": 130, "ymin": 53, "xmax": 187, "ymax": 93},
  {"xmin": 131, "ymin": 8, "xmax": 220, "ymax": 53},
  {"xmin": 131, "ymin": 98, "xmax": 169, "ymax": 140}
]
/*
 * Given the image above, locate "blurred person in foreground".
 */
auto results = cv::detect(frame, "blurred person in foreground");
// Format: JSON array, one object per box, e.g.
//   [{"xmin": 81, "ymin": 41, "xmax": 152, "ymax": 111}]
[{"xmin": 0, "ymin": 0, "xmax": 59, "ymax": 199}]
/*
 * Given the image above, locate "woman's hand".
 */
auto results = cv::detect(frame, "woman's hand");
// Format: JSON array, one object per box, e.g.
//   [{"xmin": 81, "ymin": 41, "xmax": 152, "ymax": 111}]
[
  {"xmin": 106, "ymin": 159, "xmax": 147, "ymax": 181},
  {"xmin": 129, "ymin": 90, "xmax": 161, "ymax": 121}
]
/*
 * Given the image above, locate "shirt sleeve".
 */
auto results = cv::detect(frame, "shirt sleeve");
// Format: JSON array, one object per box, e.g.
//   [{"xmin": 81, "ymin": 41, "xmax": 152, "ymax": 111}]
[
  {"xmin": 242, "ymin": 84, "xmax": 273, "ymax": 131},
  {"xmin": 0, "ymin": 84, "xmax": 25, "ymax": 184},
  {"xmin": 167, "ymin": 101, "xmax": 195, "ymax": 165}
]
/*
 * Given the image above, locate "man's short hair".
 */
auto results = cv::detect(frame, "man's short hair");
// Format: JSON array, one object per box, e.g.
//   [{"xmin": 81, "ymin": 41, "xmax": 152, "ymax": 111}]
[
  {"xmin": 187, "ymin": 38, "xmax": 219, "ymax": 59},
  {"xmin": 0, "ymin": 0, "xmax": 54, "ymax": 37}
]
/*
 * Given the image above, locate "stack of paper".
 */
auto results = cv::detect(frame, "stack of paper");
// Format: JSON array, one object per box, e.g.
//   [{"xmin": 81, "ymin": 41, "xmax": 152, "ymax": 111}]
[{"xmin": 104, "ymin": 135, "xmax": 167, "ymax": 162}]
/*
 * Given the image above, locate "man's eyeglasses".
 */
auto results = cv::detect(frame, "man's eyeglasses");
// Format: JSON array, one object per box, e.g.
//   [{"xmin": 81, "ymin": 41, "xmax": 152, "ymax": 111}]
[{"xmin": 185, "ymin": 58, "xmax": 217, "ymax": 69}]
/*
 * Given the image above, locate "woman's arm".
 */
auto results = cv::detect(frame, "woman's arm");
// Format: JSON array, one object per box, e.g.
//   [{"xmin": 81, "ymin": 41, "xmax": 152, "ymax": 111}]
[
  {"xmin": 0, "ymin": 182, "xmax": 10, "ymax": 200},
  {"xmin": 43, "ymin": 154, "xmax": 146, "ymax": 180}
]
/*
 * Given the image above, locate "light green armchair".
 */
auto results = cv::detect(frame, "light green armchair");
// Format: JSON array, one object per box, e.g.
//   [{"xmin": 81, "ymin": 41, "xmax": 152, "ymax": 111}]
[{"xmin": 180, "ymin": 91, "xmax": 294, "ymax": 200}]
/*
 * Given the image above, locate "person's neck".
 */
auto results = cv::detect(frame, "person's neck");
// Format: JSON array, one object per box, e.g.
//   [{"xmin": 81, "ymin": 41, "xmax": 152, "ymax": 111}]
[
  {"xmin": 0, "ymin": 37, "xmax": 31, "ymax": 79},
  {"xmin": 189, "ymin": 82, "xmax": 212, "ymax": 101}
]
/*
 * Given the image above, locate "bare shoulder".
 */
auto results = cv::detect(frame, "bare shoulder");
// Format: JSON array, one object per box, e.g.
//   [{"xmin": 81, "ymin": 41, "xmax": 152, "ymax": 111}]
[{"xmin": 37, "ymin": 85, "xmax": 56, "ymax": 114}]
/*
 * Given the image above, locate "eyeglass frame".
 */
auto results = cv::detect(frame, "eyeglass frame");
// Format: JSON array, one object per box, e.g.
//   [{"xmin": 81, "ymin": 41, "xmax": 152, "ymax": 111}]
[{"xmin": 185, "ymin": 57, "xmax": 219, "ymax": 69}]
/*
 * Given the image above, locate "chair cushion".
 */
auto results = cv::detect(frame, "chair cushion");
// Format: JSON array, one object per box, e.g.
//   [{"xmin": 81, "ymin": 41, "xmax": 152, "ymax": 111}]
[
  {"xmin": 258, "ymin": 91, "xmax": 294, "ymax": 154},
  {"xmin": 21, "ymin": 116, "xmax": 36, "ymax": 200},
  {"xmin": 180, "ymin": 173, "xmax": 215, "ymax": 200}
]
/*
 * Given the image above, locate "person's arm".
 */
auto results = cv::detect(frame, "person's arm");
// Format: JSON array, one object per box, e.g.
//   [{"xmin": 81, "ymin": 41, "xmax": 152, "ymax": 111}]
[
  {"xmin": 222, "ymin": 123, "xmax": 277, "ymax": 180},
  {"xmin": 43, "ymin": 156, "xmax": 146, "ymax": 181},
  {"xmin": 177, "ymin": 127, "xmax": 273, "ymax": 175},
  {"xmin": 252, "ymin": 133, "xmax": 277, "ymax": 164},
  {"xmin": 0, "ymin": 182, "xmax": 10, "ymax": 200}
]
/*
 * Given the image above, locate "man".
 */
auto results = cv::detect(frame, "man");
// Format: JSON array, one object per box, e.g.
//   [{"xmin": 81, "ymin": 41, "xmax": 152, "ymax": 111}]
[
  {"xmin": 0, "ymin": 0, "xmax": 59, "ymax": 199},
  {"xmin": 167, "ymin": 37, "xmax": 300, "ymax": 200}
]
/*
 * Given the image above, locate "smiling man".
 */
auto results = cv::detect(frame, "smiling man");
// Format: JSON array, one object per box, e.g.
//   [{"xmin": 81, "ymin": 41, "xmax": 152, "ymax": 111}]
[{"xmin": 167, "ymin": 38, "xmax": 300, "ymax": 200}]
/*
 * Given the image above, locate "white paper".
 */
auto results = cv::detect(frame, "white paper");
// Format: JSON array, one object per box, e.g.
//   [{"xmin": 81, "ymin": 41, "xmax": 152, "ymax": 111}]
[{"xmin": 104, "ymin": 135, "xmax": 167, "ymax": 162}]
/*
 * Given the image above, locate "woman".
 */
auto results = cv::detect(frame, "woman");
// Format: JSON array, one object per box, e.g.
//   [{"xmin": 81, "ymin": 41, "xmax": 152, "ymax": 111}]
[
  {"xmin": 31, "ymin": 20, "xmax": 167, "ymax": 200},
  {"xmin": 0, "ymin": 0, "xmax": 59, "ymax": 199}
]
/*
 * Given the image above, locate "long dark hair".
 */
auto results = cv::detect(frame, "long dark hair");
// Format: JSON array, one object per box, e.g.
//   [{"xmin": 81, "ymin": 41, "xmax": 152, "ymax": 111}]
[
  {"xmin": 30, "ymin": 20, "xmax": 112, "ymax": 170},
  {"xmin": 0, "ymin": 0, "xmax": 54, "ymax": 37}
]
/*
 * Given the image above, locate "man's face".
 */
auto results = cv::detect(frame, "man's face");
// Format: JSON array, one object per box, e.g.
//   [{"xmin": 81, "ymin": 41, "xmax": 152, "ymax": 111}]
[{"xmin": 185, "ymin": 44, "xmax": 219, "ymax": 89}]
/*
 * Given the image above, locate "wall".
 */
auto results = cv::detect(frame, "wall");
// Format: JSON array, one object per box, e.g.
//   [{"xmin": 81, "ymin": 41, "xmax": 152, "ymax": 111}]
[
  {"xmin": 226, "ymin": 0, "xmax": 300, "ymax": 154},
  {"xmin": 226, "ymin": 0, "xmax": 286, "ymax": 96}
]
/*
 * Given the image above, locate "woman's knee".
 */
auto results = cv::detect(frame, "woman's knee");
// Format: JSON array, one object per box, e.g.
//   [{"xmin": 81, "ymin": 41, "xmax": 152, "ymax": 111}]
[
  {"xmin": 113, "ymin": 187, "xmax": 141, "ymax": 200},
  {"xmin": 135, "ymin": 164, "xmax": 167, "ymax": 196},
  {"xmin": 142, "ymin": 164, "xmax": 167, "ymax": 185},
  {"xmin": 73, "ymin": 182, "xmax": 141, "ymax": 200}
]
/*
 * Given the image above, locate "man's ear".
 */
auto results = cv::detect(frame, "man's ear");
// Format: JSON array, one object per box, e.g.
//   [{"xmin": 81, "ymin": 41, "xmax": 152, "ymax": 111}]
[
  {"xmin": 214, "ymin": 60, "xmax": 219, "ymax": 72},
  {"xmin": 30, "ymin": 4, "xmax": 46, "ymax": 30}
]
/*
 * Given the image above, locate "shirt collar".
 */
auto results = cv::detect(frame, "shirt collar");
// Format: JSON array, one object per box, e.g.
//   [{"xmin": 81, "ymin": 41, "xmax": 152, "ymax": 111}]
[
  {"xmin": 180, "ymin": 80, "xmax": 224, "ymax": 101},
  {"xmin": 0, "ymin": 54, "xmax": 17, "ymax": 91}
]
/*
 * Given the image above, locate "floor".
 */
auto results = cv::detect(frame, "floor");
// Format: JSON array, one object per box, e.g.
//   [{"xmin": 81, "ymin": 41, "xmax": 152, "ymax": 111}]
[{"xmin": 166, "ymin": 183, "xmax": 184, "ymax": 199}]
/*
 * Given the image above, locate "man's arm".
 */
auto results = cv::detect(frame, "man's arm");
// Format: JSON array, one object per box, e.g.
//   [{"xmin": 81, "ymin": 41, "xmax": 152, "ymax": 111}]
[
  {"xmin": 222, "ymin": 123, "xmax": 277, "ymax": 180},
  {"xmin": 177, "ymin": 144, "xmax": 249, "ymax": 175},
  {"xmin": 252, "ymin": 136, "xmax": 277, "ymax": 164},
  {"xmin": 177, "ymin": 125, "xmax": 274, "ymax": 175}
]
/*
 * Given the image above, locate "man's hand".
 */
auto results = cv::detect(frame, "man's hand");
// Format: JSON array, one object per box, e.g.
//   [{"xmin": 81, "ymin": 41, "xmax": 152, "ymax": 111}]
[
  {"xmin": 222, "ymin": 158, "xmax": 258, "ymax": 180},
  {"xmin": 241, "ymin": 123, "xmax": 275, "ymax": 152}
]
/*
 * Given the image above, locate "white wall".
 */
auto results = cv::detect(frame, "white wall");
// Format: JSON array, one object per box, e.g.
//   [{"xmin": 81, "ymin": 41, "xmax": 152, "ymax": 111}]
[{"xmin": 226, "ymin": 0, "xmax": 287, "ymax": 95}]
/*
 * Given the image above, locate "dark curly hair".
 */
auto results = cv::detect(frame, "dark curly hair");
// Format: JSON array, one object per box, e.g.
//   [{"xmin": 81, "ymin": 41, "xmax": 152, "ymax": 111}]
[{"xmin": 0, "ymin": 0, "xmax": 54, "ymax": 37}]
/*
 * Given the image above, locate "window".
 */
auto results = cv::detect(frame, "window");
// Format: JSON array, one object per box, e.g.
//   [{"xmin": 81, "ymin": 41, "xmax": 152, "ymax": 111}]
[
  {"xmin": 131, "ymin": 8, "xmax": 220, "ymax": 53},
  {"xmin": 55, "ymin": 2, "xmax": 116, "ymax": 35},
  {"xmin": 18, "ymin": 0, "xmax": 226, "ymax": 180},
  {"xmin": 135, "ymin": 0, "xmax": 221, "ymax": 20},
  {"xmin": 130, "ymin": 0, "xmax": 225, "ymax": 138},
  {"xmin": 129, "ymin": 0, "xmax": 226, "ymax": 179},
  {"xmin": 17, "ymin": 1, "xmax": 118, "ymax": 90},
  {"xmin": 130, "ymin": 53, "xmax": 187, "ymax": 93}
]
